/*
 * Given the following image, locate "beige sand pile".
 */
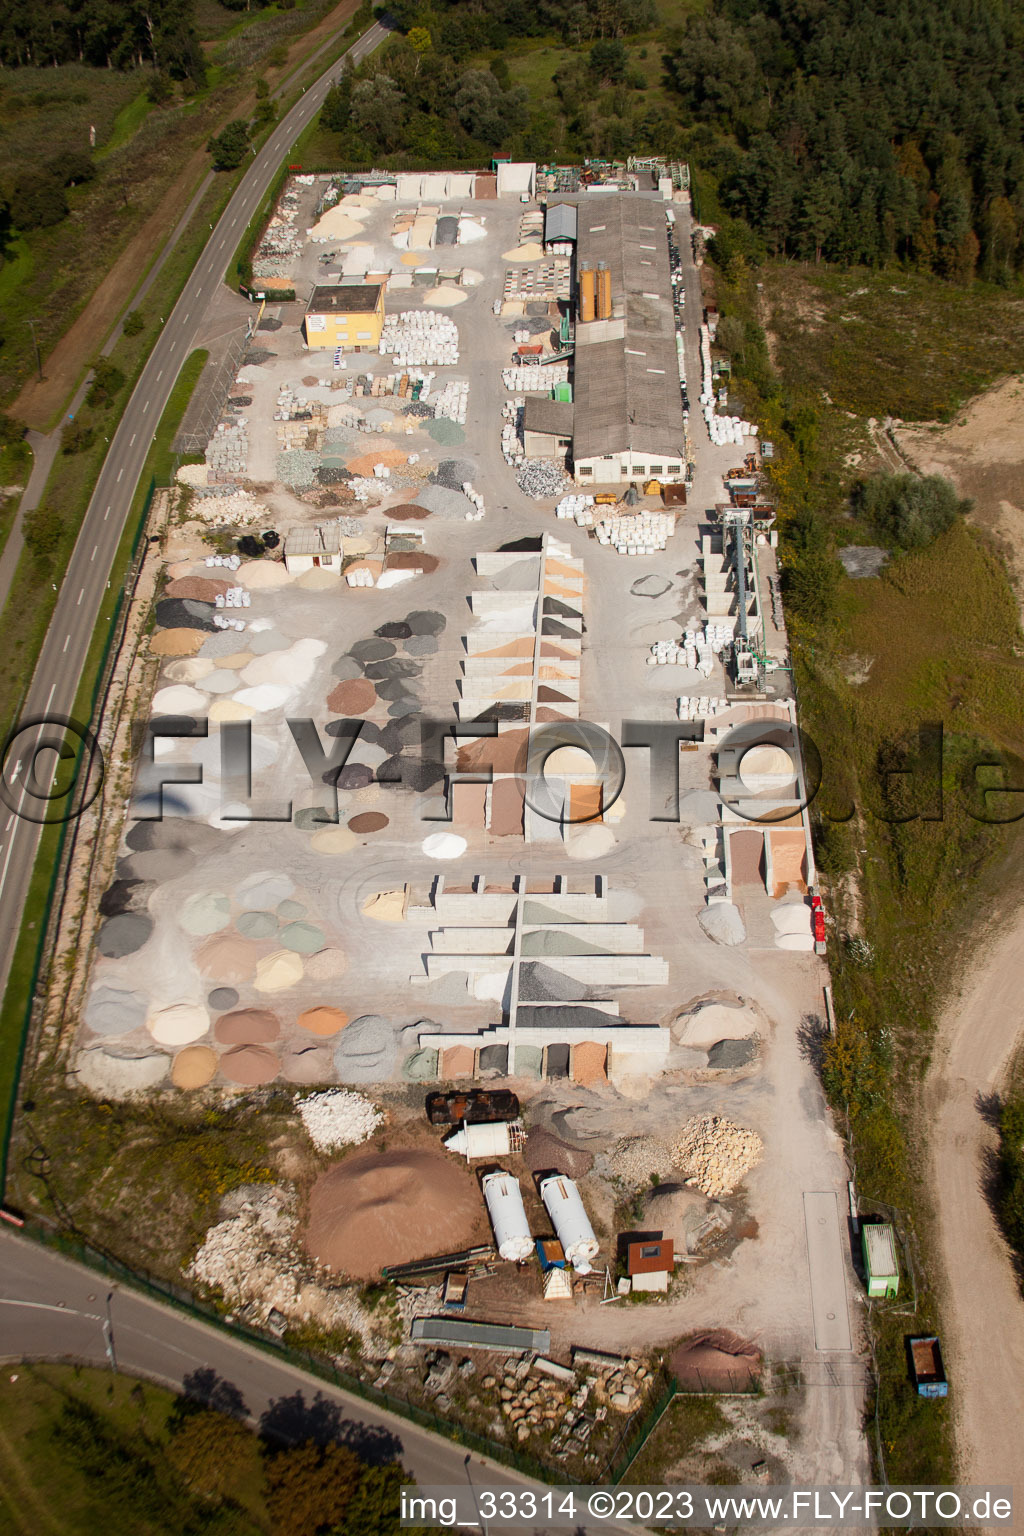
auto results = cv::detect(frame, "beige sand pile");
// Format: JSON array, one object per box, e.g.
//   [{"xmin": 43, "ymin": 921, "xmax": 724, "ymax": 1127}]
[
  {"xmin": 502, "ymin": 242, "xmax": 544, "ymax": 260},
  {"xmin": 571, "ymin": 1041, "xmax": 607, "ymax": 1085},
  {"xmin": 77, "ymin": 1048, "xmax": 168, "ymax": 1098},
  {"xmin": 670, "ymin": 1331, "xmax": 760, "ymax": 1391},
  {"xmin": 213, "ymin": 651, "xmax": 254, "ymax": 669},
  {"xmin": 237, "ymin": 562, "xmax": 293, "ymax": 589},
  {"xmin": 566, "ymin": 824, "xmax": 616, "ymax": 860},
  {"xmin": 673, "ymin": 1002, "xmax": 762, "ymax": 1048},
  {"xmin": 304, "ymin": 1148, "xmax": 485, "ymax": 1279},
  {"xmin": 310, "ymin": 209, "xmax": 365, "ymax": 240},
  {"xmin": 171, "ymin": 1046, "xmax": 218, "ymax": 1088},
  {"xmin": 254, "ymin": 950, "xmax": 304, "ymax": 992},
  {"xmin": 208, "ymin": 699, "xmax": 257, "ymax": 723},
  {"xmin": 163, "ymin": 658, "xmax": 216, "ymax": 683},
  {"xmin": 148, "ymin": 1004, "xmax": 210, "ymax": 1045},
  {"xmin": 424, "ymin": 287, "xmax": 467, "ymax": 307},
  {"xmin": 149, "ymin": 629, "xmax": 205, "ymax": 657},
  {"xmin": 361, "ymin": 889, "xmax": 407, "ymax": 922},
  {"xmin": 441, "ymin": 1045, "xmax": 476, "ymax": 1078},
  {"xmin": 219, "ymin": 1044, "xmax": 279, "ymax": 1085},
  {"xmin": 671, "ymin": 1115, "xmax": 763, "ymax": 1197},
  {"xmin": 311, "ymin": 826, "xmax": 357, "ymax": 855},
  {"xmin": 400, "ymin": 251, "xmax": 423, "ymax": 266},
  {"xmin": 297, "ymin": 568, "xmax": 340, "ymax": 590},
  {"xmin": 298, "ymin": 1006, "xmax": 349, "ymax": 1037}
]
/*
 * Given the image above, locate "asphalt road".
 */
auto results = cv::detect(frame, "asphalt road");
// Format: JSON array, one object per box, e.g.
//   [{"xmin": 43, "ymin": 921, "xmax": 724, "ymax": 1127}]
[
  {"xmin": 0, "ymin": 1230, "xmax": 639, "ymax": 1534},
  {"xmin": 0, "ymin": 21, "xmax": 389, "ymax": 1023}
]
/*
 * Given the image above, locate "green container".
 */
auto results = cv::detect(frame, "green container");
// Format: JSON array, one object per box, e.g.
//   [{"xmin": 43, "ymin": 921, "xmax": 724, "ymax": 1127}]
[{"xmin": 553, "ymin": 382, "xmax": 573, "ymax": 403}]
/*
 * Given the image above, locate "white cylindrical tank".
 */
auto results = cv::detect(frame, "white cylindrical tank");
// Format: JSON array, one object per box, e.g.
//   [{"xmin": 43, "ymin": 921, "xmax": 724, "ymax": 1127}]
[
  {"xmin": 445, "ymin": 1121, "xmax": 513, "ymax": 1160},
  {"xmin": 539, "ymin": 1175, "xmax": 599, "ymax": 1273},
  {"xmin": 482, "ymin": 1171, "xmax": 533, "ymax": 1261}
]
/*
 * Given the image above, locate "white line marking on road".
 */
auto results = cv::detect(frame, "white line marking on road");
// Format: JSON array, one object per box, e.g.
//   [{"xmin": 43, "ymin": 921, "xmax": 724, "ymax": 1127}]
[
  {"xmin": 142, "ymin": 400, "xmax": 149, "ymax": 413},
  {"xmin": 231, "ymin": 217, "xmax": 237, "ymax": 227},
  {"xmin": 4, "ymin": 816, "xmax": 12, "ymax": 832},
  {"xmin": 117, "ymin": 467, "xmax": 124, "ymax": 481},
  {"xmin": 0, "ymin": 1299, "xmax": 101, "ymax": 1322},
  {"xmin": 90, "ymin": 546, "xmax": 97, "ymax": 562},
  {"xmin": 77, "ymin": 588, "xmax": 84, "ymax": 605},
  {"xmin": 129, "ymin": 434, "xmax": 136, "ymax": 447},
  {"xmin": 156, "ymin": 370, "xmax": 163, "ymax": 382},
  {"xmin": 63, "ymin": 633, "xmax": 71, "ymax": 652},
  {"xmin": 104, "ymin": 506, "xmax": 111, "ymax": 519},
  {"xmin": 184, "ymin": 313, "xmax": 190, "ymax": 323},
  {"xmin": 45, "ymin": 683, "xmax": 56, "ymax": 711}
]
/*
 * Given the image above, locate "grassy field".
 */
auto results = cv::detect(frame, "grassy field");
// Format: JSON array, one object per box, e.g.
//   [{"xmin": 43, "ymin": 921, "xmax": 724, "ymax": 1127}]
[{"xmin": 0, "ymin": 1364, "xmax": 266, "ymax": 1536}]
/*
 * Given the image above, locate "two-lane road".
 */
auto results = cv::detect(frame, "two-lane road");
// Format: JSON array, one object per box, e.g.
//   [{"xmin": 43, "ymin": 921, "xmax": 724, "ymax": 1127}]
[{"xmin": 0, "ymin": 22, "xmax": 387, "ymax": 1011}]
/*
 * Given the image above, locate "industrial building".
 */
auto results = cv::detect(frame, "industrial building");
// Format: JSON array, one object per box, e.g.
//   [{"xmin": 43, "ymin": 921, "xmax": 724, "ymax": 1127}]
[
  {"xmin": 304, "ymin": 282, "xmax": 385, "ymax": 350},
  {"xmin": 518, "ymin": 197, "xmax": 687, "ymax": 485}
]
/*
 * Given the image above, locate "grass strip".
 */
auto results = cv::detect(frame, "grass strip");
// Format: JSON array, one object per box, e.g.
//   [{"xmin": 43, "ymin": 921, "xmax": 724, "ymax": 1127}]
[{"xmin": 0, "ymin": 353, "xmax": 208, "ymax": 1198}]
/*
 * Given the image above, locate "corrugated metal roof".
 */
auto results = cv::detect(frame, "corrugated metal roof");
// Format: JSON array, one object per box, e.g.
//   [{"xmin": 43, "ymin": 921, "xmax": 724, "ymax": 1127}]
[
  {"xmin": 863, "ymin": 1222, "xmax": 898, "ymax": 1278},
  {"xmin": 572, "ymin": 197, "xmax": 684, "ymax": 461},
  {"xmin": 545, "ymin": 202, "xmax": 577, "ymax": 242},
  {"xmin": 523, "ymin": 397, "xmax": 574, "ymax": 436},
  {"xmin": 411, "ymin": 1317, "xmax": 550, "ymax": 1353},
  {"xmin": 284, "ymin": 523, "xmax": 342, "ymax": 556}
]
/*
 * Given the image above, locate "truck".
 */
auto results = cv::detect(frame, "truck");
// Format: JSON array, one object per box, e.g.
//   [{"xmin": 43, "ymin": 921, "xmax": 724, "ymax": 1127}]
[
  {"xmin": 426, "ymin": 1089, "xmax": 520, "ymax": 1127},
  {"xmin": 442, "ymin": 1270, "xmax": 468, "ymax": 1310},
  {"xmin": 909, "ymin": 1336, "xmax": 948, "ymax": 1397}
]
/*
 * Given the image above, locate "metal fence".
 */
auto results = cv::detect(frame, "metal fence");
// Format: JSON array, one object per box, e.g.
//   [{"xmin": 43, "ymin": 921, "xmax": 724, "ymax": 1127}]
[{"xmin": 173, "ymin": 331, "xmax": 252, "ymax": 456}]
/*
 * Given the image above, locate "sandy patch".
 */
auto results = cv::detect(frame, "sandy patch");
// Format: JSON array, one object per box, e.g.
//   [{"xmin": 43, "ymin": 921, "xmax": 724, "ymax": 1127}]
[
  {"xmin": 424, "ymin": 287, "xmax": 468, "ymax": 307},
  {"xmin": 172, "ymin": 1046, "xmax": 218, "ymax": 1088}
]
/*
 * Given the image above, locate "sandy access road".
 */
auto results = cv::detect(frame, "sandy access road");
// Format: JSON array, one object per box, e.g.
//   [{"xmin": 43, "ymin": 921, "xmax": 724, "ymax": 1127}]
[
  {"xmin": 928, "ymin": 927, "xmax": 1024, "ymax": 1490},
  {"xmin": 896, "ymin": 385, "xmax": 1024, "ymax": 1492}
]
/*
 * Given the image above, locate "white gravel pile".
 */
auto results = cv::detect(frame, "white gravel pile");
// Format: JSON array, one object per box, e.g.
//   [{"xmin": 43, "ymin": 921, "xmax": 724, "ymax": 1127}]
[
  {"xmin": 516, "ymin": 459, "xmax": 570, "ymax": 500},
  {"xmin": 298, "ymin": 1089, "xmax": 383, "ymax": 1151},
  {"xmin": 190, "ymin": 489, "xmax": 267, "ymax": 526},
  {"xmin": 671, "ymin": 1115, "xmax": 763, "ymax": 1197},
  {"xmin": 188, "ymin": 1186, "xmax": 301, "ymax": 1313}
]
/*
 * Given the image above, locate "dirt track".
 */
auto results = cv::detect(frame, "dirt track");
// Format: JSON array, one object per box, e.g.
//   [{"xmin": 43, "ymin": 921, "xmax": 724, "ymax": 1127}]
[{"xmin": 928, "ymin": 926, "xmax": 1024, "ymax": 1491}]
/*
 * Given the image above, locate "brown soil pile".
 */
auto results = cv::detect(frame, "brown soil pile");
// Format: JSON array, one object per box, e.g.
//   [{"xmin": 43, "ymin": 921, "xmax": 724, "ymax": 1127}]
[
  {"xmin": 327, "ymin": 678, "xmax": 376, "ymax": 714},
  {"xmin": 441, "ymin": 1045, "xmax": 476, "ymax": 1078},
  {"xmin": 164, "ymin": 576, "xmax": 231, "ymax": 601},
  {"xmin": 670, "ymin": 1330, "xmax": 760, "ymax": 1391},
  {"xmin": 456, "ymin": 728, "xmax": 529, "ymax": 775},
  {"xmin": 297, "ymin": 1006, "xmax": 349, "ymax": 1036},
  {"xmin": 386, "ymin": 503, "xmax": 431, "ymax": 521},
  {"xmin": 219, "ymin": 1044, "xmax": 279, "ymax": 1085},
  {"xmin": 347, "ymin": 449, "xmax": 408, "ymax": 477},
  {"xmin": 523, "ymin": 1129, "xmax": 594, "ymax": 1180},
  {"xmin": 197, "ymin": 934, "xmax": 269, "ymax": 983},
  {"xmin": 304, "ymin": 1148, "xmax": 485, "ymax": 1279},
  {"xmin": 214, "ymin": 1008, "xmax": 280, "ymax": 1044},
  {"xmin": 385, "ymin": 552, "xmax": 440, "ymax": 572},
  {"xmin": 349, "ymin": 812, "xmax": 389, "ymax": 833},
  {"xmin": 571, "ymin": 1041, "xmax": 607, "ymax": 1085}
]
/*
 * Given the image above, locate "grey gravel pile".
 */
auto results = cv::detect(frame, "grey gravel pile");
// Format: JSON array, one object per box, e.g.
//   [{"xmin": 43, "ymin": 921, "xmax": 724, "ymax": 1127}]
[
  {"xmin": 432, "ymin": 458, "xmax": 476, "ymax": 489},
  {"xmin": 276, "ymin": 449, "xmax": 320, "ymax": 488},
  {"xmin": 517, "ymin": 459, "xmax": 570, "ymax": 499},
  {"xmin": 333, "ymin": 1014, "xmax": 396, "ymax": 1083},
  {"xmin": 417, "ymin": 484, "xmax": 474, "ymax": 519}
]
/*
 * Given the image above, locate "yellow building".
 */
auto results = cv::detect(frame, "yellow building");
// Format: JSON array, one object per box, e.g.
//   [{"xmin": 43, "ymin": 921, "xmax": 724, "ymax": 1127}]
[{"xmin": 304, "ymin": 282, "xmax": 384, "ymax": 350}]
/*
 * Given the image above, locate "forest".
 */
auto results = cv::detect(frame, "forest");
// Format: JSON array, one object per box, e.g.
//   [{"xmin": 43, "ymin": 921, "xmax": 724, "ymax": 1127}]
[
  {"xmin": 0, "ymin": 0, "xmax": 207, "ymax": 81},
  {"xmin": 672, "ymin": 0, "xmax": 1024, "ymax": 279}
]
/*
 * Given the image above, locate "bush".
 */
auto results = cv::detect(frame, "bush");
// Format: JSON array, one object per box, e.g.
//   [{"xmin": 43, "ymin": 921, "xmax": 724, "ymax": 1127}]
[
  {"xmin": 146, "ymin": 70, "xmax": 175, "ymax": 104},
  {"xmin": 61, "ymin": 419, "xmax": 96, "ymax": 455},
  {"xmin": 0, "ymin": 414, "xmax": 27, "ymax": 447},
  {"xmin": 50, "ymin": 151, "xmax": 96, "ymax": 187},
  {"xmin": 13, "ymin": 170, "xmax": 68, "ymax": 230},
  {"xmin": 86, "ymin": 357, "xmax": 125, "ymax": 409},
  {"xmin": 997, "ymin": 1096, "xmax": 1024, "ymax": 1262},
  {"xmin": 852, "ymin": 472, "xmax": 969, "ymax": 550},
  {"xmin": 207, "ymin": 121, "xmax": 250, "ymax": 172},
  {"xmin": 23, "ymin": 505, "xmax": 64, "ymax": 562},
  {"xmin": 122, "ymin": 310, "xmax": 145, "ymax": 337}
]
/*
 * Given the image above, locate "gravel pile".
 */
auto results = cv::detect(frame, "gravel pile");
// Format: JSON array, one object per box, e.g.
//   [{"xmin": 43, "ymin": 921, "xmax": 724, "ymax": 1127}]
[
  {"xmin": 698, "ymin": 903, "xmax": 747, "ymax": 946},
  {"xmin": 611, "ymin": 1137, "xmax": 672, "ymax": 1187},
  {"xmin": 431, "ymin": 458, "xmax": 476, "ymax": 489},
  {"xmin": 417, "ymin": 484, "xmax": 474, "ymax": 519},
  {"xmin": 517, "ymin": 459, "xmax": 571, "ymax": 499},
  {"xmin": 298, "ymin": 1089, "xmax": 383, "ymax": 1151},
  {"xmin": 670, "ymin": 1115, "xmax": 763, "ymax": 1197},
  {"xmin": 276, "ymin": 449, "xmax": 320, "ymax": 488},
  {"xmin": 333, "ymin": 1014, "xmax": 396, "ymax": 1083}
]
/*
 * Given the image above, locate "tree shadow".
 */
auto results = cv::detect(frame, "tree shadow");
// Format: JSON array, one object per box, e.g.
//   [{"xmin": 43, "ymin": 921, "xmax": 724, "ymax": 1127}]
[
  {"xmin": 976, "ymin": 1088, "xmax": 1003, "ymax": 1128},
  {"xmin": 259, "ymin": 1389, "xmax": 402, "ymax": 1464},
  {"xmin": 178, "ymin": 1367, "xmax": 249, "ymax": 1421},
  {"xmin": 797, "ymin": 1012, "xmax": 828, "ymax": 1076}
]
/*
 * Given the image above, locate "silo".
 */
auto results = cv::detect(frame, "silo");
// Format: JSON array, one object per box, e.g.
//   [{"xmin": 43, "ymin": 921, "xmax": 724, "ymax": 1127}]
[
  {"xmin": 596, "ymin": 262, "xmax": 612, "ymax": 320},
  {"xmin": 482, "ymin": 1171, "xmax": 533, "ymax": 1261},
  {"xmin": 579, "ymin": 262, "xmax": 596, "ymax": 323},
  {"xmin": 539, "ymin": 1174, "xmax": 599, "ymax": 1273},
  {"xmin": 444, "ymin": 1120, "xmax": 525, "ymax": 1160}
]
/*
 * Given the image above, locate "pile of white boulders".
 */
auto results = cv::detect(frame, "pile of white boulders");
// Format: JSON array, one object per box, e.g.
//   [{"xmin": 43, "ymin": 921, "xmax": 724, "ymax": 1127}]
[
  {"xmin": 298, "ymin": 1089, "xmax": 383, "ymax": 1152},
  {"xmin": 190, "ymin": 489, "xmax": 265, "ymax": 527},
  {"xmin": 501, "ymin": 363, "xmax": 568, "ymax": 391},
  {"xmin": 462, "ymin": 480, "xmax": 486, "ymax": 520},
  {"xmin": 380, "ymin": 311, "xmax": 459, "ymax": 365},
  {"xmin": 596, "ymin": 511, "xmax": 676, "ymax": 554},
  {"xmin": 517, "ymin": 459, "xmax": 570, "ymax": 499},
  {"xmin": 671, "ymin": 1114, "xmax": 763, "ymax": 1197}
]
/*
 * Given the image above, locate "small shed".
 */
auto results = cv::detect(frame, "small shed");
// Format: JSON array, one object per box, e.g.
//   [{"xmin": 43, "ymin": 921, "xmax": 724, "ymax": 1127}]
[
  {"xmin": 861, "ymin": 1222, "xmax": 899, "ymax": 1298},
  {"xmin": 283, "ymin": 523, "xmax": 342, "ymax": 575},
  {"xmin": 626, "ymin": 1235, "xmax": 674, "ymax": 1293},
  {"xmin": 522, "ymin": 396, "xmax": 574, "ymax": 459},
  {"xmin": 544, "ymin": 202, "xmax": 577, "ymax": 249}
]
